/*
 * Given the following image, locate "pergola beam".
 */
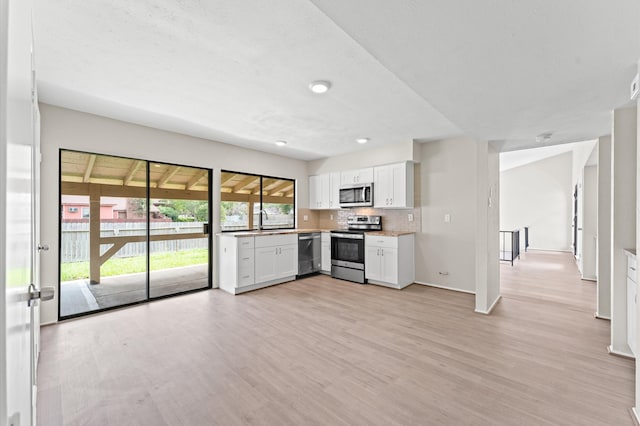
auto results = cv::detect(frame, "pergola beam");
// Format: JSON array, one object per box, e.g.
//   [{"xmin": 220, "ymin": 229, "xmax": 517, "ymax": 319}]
[
  {"xmin": 83, "ymin": 154, "xmax": 96, "ymax": 183},
  {"xmin": 62, "ymin": 182, "xmax": 208, "ymax": 201},
  {"xmin": 233, "ymin": 175, "xmax": 259, "ymax": 192},
  {"xmin": 187, "ymin": 170, "xmax": 208, "ymax": 190},
  {"xmin": 267, "ymin": 181, "xmax": 293, "ymax": 195},
  {"xmin": 157, "ymin": 166, "xmax": 181, "ymax": 188},
  {"xmin": 124, "ymin": 160, "xmax": 144, "ymax": 186}
]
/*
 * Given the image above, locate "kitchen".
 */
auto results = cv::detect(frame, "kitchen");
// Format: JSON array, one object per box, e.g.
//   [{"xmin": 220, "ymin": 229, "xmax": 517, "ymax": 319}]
[{"xmin": 218, "ymin": 161, "xmax": 418, "ymax": 295}]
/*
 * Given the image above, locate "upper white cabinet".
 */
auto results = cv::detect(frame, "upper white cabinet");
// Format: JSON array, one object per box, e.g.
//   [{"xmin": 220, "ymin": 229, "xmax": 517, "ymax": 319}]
[
  {"xmin": 309, "ymin": 172, "xmax": 341, "ymax": 210},
  {"xmin": 341, "ymin": 167, "xmax": 374, "ymax": 185},
  {"xmin": 374, "ymin": 162, "xmax": 414, "ymax": 208}
]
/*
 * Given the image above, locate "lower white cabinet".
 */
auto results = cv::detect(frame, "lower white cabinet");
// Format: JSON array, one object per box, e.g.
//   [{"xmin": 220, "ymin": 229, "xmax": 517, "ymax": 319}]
[
  {"xmin": 218, "ymin": 233, "xmax": 298, "ymax": 295},
  {"xmin": 321, "ymin": 232, "xmax": 331, "ymax": 274},
  {"xmin": 627, "ymin": 252, "xmax": 637, "ymax": 356},
  {"xmin": 219, "ymin": 236, "xmax": 255, "ymax": 294},
  {"xmin": 365, "ymin": 234, "xmax": 414, "ymax": 289}
]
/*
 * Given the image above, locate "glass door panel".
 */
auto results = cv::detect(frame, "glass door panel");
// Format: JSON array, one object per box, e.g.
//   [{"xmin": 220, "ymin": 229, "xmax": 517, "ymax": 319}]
[
  {"xmin": 148, "ymin": 163, "xmax": 210, "ymax": 298},
  {"xmin": 59, "ymin": 151, "xmax": 148, "ymax": 317}
]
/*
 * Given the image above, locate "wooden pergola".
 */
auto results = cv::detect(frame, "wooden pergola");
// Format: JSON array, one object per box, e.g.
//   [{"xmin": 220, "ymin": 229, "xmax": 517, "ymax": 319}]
[
  {"xmin": 220, "ymin": 171, "xmax": 294, "ymax": 229},
  {"xmin": 61, "ymin": 152, "xmax": 210, "ymax": 284}
]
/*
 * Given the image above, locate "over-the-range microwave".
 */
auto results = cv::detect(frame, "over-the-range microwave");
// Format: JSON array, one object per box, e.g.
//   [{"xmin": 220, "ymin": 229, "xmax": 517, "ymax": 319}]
[{"xmin": 339, "ymin": 182, "xmax": 373, "ymax": 208}]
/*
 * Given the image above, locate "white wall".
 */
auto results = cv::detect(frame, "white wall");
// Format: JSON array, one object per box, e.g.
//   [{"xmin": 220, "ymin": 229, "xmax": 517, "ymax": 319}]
[
  {"xmin": 597, "ymin": 135, "xmax": 612, "ymax": 319},
  {"xmin": 416, "ymin": 137, "xmax": 479, "ymax": 294},
  {"xmin": 500, "ymin": 152, "xmax": 573, "ymax": 251},
  {"xmin": 581, "ymin": 165, "xmax": 597, "ymax": 280},
  {"xmin": 39, "ymin": 104, "xmax": 310, "ymax": 324}
]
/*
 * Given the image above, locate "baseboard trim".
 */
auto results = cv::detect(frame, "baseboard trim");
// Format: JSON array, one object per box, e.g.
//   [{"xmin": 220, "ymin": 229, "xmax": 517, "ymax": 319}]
[
  {"xmin": 414, "ymin": 280, "xmax": 475, "ymax": 295},
  {"xmin": 594, "ymin": 313, "xmax": 611, "ymax": 321},
  {"xmin": 607, "ymin": 345, "xmax": 635, "ymax": 360},
  {"xmin": 527, "ymin": 248, "xmax": 573, "ymax": 253},
  {"xmin": 631, "ymin": 407, "xmax": 640, "ymax": 426},
  {"xmin": 41, "ymin": 320, "xmax": 58, "ymax": 326},
  {"xmin": 475, "ymin": 295, "xmax": 502, "ymax": 315},
  {"xmin": 581, "ymin": 276, "xmax": 597, "ymax": 282}
]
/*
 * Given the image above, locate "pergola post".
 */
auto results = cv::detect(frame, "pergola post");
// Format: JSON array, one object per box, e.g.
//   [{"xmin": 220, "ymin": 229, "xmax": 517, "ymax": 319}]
[{"xmin": 89, "ymin": 185, "xmax": 101, "ymax": 284}]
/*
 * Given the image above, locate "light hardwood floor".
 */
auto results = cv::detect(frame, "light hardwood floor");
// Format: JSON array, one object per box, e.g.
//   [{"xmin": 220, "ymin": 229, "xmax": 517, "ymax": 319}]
[{"xmin": 37, "ymin": 251, "xmax": 634, "ymax": 425}]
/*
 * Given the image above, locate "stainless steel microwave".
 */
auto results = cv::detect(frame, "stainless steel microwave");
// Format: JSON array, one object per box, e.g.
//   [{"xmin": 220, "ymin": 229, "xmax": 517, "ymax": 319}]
[{"xmin": 339, "ymin": 182, "xmax": 373, "ymax": 207}]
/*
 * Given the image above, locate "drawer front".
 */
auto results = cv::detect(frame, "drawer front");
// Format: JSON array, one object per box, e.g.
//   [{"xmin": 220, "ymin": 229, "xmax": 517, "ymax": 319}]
[
  {"xmin": 365, "ymin": 235, "xmax": 398, "ymax": 249},
  {"xmin": 238, "ymin": 267, "xmax": 254, "ymax": 286},
  {"xmin": 628, "ymin": 256, "xmax": 637, "ymax": 282},
  {"xmin": 238, "ymin": 237, "xmax": 255, "ymax": 249},
  {"xmin": 254, "ymin": 233, "xmax": 297, "ymax": 248}
]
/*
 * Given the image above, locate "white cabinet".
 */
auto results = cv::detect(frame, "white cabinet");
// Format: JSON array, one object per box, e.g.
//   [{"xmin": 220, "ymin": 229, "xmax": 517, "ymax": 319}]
[
  {"xmin": 254, "ymin": 234, "xmax": 298, "ymax": 284},
  {"xmin": 365, "ymin": 234, "xmax": 415, "ymax": 289},
  {"xmin": 218, "ymin": 236, "xmax": 255, "ymax": 294},
  {"xmin": 341, "ymin": 167, "xmax": 374, "ymax": 185},
  {"xmin": 321, "ymin": 232, "xmax": 331, "ymax": 274},
  {"xmin": 627, "ymin": 252, "xmax": 637, "ymax": 356},
  {"xmin": 309, "ymin": 172, "xmax": 341, "ymax": 209},
  {"xmin": 374, "ymin": 162, "xmax": 414, "ymax": 208}
]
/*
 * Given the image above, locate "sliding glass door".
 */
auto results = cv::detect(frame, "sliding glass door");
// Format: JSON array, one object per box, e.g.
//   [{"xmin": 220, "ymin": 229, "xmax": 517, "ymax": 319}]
[
  {"xmin": 148, "ymin": 163, "xmax": 210, "ymax": 298},
  {"xmin": 59, "ymin": 150, "xmax": 211, "ymax": 319}
]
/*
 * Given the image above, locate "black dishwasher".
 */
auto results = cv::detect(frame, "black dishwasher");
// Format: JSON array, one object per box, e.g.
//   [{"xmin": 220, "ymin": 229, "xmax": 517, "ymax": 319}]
[{"xmin": 297, "ymin": 232, "xmax": 321, "ymax": 277}]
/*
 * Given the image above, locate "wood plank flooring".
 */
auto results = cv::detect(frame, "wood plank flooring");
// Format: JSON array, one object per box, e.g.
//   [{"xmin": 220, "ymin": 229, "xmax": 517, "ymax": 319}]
[{"xmin": 37, "ymin": 251, "xmax": 634, "ymax": 425}]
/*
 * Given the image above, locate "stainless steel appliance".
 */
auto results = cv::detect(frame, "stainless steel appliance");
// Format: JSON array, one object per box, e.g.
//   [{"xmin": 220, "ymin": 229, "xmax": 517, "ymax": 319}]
[
  {"xmin": 330, "ymin": 215, "xmax": 382, "ymax": 283},
  {"xmin": 297, "ymin": 232, "xmax": 321, "ymax": 277},
  {"xmin": 339, "ymin": 182, "xmax": 373, "ymax": 208}
]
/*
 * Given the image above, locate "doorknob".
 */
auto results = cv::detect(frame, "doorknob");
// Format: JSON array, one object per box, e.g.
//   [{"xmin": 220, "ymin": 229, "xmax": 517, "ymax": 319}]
[
  {"xmin": 37, "ymin": 244, "xmax": 49, "ymax": 251},
  {"xmin": 28, "ymin": 283, "xmax": 55, "ymax": 307}
]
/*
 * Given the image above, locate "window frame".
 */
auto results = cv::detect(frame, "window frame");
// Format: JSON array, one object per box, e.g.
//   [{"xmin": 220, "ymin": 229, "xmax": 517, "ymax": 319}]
[{"xmin": 220, "ymin": 170, "xmax": 296, "ymax": 232}]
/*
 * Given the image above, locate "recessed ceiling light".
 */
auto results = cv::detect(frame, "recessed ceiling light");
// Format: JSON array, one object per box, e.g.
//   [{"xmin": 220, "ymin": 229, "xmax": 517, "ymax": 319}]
[
  {"xmin": 356, "ymin": 138, "xmax": 369, "ymax": 144},
  {"xmin": 275, "ymin": 140, "xmax": 287, "ymax": 147},
  {"xmin": 308, "ymin": 80, "xmax": 331, "ymax": 94}
]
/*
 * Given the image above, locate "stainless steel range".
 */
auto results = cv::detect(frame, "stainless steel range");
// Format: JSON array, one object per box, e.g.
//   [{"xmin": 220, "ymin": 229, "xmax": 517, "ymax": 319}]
[{"xmin": 330, "ymin": 215, "xmax": 382, "ymax": 284}]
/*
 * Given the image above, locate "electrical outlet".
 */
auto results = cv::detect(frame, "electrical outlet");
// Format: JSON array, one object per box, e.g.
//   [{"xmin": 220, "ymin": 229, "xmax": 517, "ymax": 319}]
[
  {"xmin": 303, "ymin": 215, "xmax": 308, "ymax": 221},
  {"xmin": 444, "ymin": 214, "xmax": 451, "ymax": 223},
  {"xmin": 330, "ymin": 214, "xmax": 334, "ymax": 221},
  {"xmin": 408, "ymin": 213, "xmax": 414, "ymax": 222}
]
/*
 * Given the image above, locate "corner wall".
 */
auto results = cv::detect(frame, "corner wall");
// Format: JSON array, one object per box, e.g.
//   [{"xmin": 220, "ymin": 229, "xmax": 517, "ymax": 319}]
[{"xmin": 39, "ymin": 104, "xmax": 310, "ymax": 324}]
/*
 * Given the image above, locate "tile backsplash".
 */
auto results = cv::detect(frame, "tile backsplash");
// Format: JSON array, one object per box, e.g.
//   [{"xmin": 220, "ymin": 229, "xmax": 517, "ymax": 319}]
[{"xmin": 299, "ymin": 207, "xmax": 421, "ymax": 232}]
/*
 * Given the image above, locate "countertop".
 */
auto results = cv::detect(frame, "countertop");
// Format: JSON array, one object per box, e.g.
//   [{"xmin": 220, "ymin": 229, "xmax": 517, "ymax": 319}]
[
  {"xmin": 218, "ymin": 229, "xmax": 416, "ymax": 237},
  {"xmin": 366, "ymin": 231, "xmax": 416, "ymax": 237},
  {"xmin": 217, "ymin": 229, "xmax": 330, "ymax": 237},
  {"xmin": 624, "ymin": 248, "xmax": 636, "ymax": 257}
]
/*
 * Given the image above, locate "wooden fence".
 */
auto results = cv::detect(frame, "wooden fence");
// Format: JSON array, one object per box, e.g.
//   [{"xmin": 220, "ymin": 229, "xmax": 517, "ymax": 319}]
[{"xmin": 61, "ymin": 221, "xmax": 208, "ymax": 263}]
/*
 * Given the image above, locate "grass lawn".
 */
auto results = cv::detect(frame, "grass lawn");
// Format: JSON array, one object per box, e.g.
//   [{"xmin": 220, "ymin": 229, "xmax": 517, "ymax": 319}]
[{"xmin": 61, "ymin": 248, "xmax": 208, "ymax": 281}]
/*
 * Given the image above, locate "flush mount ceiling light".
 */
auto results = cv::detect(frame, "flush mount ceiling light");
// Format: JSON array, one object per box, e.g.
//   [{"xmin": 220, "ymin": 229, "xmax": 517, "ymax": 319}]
[
  {"xmin": 535, "ymin": 132, "xmax": 553, "ymax": 143},
  {"xmin": 308, "ymin": 80, "xmax": 331, "ymax": 94},
  {"xmin": 275, "ymin": 140, "xmax": 287, "ymax": 147},
  {"xmin": 356, "ymin": 137, "xmax": 370, "ymax": 144}
]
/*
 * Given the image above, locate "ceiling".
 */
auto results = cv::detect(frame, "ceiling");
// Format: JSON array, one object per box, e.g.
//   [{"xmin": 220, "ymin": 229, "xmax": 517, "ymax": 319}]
[{"xmin": 34, "ymin": 1, "xmax": 639, "ymax": 160}]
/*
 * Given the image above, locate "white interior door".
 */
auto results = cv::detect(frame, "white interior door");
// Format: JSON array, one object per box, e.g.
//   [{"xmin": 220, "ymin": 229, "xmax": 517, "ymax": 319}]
[{"xmin": 2, "ymin": 0, "xmax": 38, "ymax": 424}]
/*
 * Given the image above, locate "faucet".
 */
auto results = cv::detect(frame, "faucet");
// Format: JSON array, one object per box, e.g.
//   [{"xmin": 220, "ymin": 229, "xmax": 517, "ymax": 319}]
[{"xmin": 258, "ymin": 209, "xmax": 268, "ymax": 229}]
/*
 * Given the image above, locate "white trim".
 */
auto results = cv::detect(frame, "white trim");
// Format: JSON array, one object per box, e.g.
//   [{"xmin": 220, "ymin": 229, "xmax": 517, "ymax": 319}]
[
  {"xmin": 367, "ymin": 279, "xmax": 411, "ymax": 290},
  {"xmin": 527, "ymin": 248, "xmax": 573, "ymax": 253},
  {"xmin": 594, "ymin": 313, "xmax": 611, "ymax": 321},
  {"xmin": 607, "ymin": 345, "xmax": 635, "ymax": 360},
  {"xmin": 0, "ymin": 0, "xmax": 8, "ymax": 421},
  {"xmin": 631, "ymin": 407, "xmax": 640, "ymax": 426},
  {"xmin": 475, "ymin": 295, "xmax": 502, "ymax": 315},
  {"xmin": 414, "ymin": 280, "xmax": 475, "ymax": 294},
  {"xmin": 221, "ymin": 275, "xmax": 297, "ymax": 295}
]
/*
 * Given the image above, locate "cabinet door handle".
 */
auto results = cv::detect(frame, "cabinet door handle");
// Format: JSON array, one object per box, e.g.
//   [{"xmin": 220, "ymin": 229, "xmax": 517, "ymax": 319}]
[
  {"xmin": 242, "ymin": 275, "xmax": 250, "ymax": 279},
  {"xmin": 242, "ymin": 257, "xmax": 250, "ymax": 260},
  {"xmin": 381, "ymin": 249, "xmax": 384, "ymax": 256},
  {"xmin": 376, "ymin": 248, "xmax": 379, "ymax": 256},
  {"xmin": 631, "ymin": 267, "xmax": 636, "ymax": 271}
]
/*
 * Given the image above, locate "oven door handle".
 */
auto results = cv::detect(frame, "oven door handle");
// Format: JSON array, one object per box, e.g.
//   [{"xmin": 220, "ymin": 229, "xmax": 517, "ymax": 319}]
[{"xmin": 331, "ymin": 233, "xmax": 364, "ymax": 240}]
